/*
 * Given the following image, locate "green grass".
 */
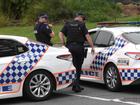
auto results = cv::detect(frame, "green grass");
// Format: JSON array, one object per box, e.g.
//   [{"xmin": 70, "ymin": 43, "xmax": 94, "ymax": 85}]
[
  {"xmin": 0, "ymin": 26, "xmax": 35, "ymax": 39},
  {"xmin": 0, "ymin": 25, "xmax": 62, "ymax": 43},
  {"xmin": 115, "ymin": 16, "xmax": 140, "ymax": 22},
  {"xmin": 0, "ymin": 22, "xmax": 96, "ymax": 43}
]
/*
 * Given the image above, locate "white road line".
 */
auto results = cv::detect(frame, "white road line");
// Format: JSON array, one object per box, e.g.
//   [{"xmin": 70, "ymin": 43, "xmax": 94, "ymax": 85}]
[{"xmin": 66, "ymin": 94, "xmax": 140, "ymax": 105}]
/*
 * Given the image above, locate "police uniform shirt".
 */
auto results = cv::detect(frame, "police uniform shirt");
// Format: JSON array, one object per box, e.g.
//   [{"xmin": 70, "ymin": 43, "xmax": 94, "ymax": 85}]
[
  {"xmin": 35, "ymin": 23, "xmax": 52, "ymax": 44},
  {"xmin": 61, "ymin": 20, "xmax": 89, "ymax": 44},
  {"xmin": 34, "ymin": 23, "xmax": 41, "ymax": 40}
]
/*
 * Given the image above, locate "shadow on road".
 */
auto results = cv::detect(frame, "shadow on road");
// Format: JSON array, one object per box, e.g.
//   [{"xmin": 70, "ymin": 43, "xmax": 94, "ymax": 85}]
[
  {"xmin": 0, "ymin": 93, "xmax": 70, "ymax": 105},
  {"xmin": 0, "ymin": 97, "xmax": 26, "ymax": 105},
  {"xmin": 80, "ymin": 80, "xmax": 140, "ymax": 94},
  {"xmin": 122, "ymin": 85, "xmax": 140, "ymax": 94},
  {"xmin": 80, "ymin": 80, "xmax": 106, "ymax": 90},
  {"xmin": 1, "ymin": 81, "xmax": 140, "ymax": 104}
]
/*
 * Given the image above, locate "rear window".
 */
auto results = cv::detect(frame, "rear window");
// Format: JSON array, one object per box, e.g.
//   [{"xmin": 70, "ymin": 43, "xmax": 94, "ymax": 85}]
[{"xmin": 122, "ymin": 32, "xmax": 140, "ymax": 44}]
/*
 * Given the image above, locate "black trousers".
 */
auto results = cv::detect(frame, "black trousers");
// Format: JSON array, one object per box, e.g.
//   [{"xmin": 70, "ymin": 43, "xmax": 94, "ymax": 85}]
[{"xmin": 67, "ymin": 43, "xmax": 84, "ymax": 87}]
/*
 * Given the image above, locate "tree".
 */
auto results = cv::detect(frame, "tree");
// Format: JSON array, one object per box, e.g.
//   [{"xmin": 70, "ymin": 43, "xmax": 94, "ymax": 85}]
[{"xmin": 0, "ymin": 0, "xmax": 33, "ymax": 20}]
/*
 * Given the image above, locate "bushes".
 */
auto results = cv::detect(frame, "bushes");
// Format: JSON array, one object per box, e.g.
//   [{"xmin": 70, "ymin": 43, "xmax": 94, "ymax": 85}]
[
  {"xmin": 0, "ymin": 13, "xmax": 9, "ymax": 27},
  {"xmin": 0, "ymin": 0, "xmax": 121, "ymax": 25},
  {"xmin": 0, "ymin": 0, "xmax": 32, "ymax": 20},
  {"xmin": 22, "ymin": 0, "xmax": 121, "ymax": 24}
]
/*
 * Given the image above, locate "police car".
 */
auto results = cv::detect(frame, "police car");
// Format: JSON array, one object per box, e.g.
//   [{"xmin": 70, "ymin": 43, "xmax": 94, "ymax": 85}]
[
  {"xmin": 0, "ymin": 35, "xmax": 76, "ymax": 101},
  {"xmin": 81, "ymin": 22, "xmax": 140, "ymax": 91}
]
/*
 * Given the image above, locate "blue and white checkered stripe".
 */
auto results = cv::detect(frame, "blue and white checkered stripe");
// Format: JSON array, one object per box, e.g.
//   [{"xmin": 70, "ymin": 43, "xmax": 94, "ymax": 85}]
[
  {"xmin": 120, "ymin": 69, "xmax": 140, "ymax": 81},
  {"xmin": 56, "ymin": 70, "xmax": 76, "ymax": 85},
  {"xmin": 90, "ymin": 36, "xmax": 128, "ymax": 71},
  {"xmin": 0, "ymin": 41, "xmax": 47, "ymax": 84},
  {"xmin": 25, "ymin": 42, "xmax": 46, "ymax": 55}
]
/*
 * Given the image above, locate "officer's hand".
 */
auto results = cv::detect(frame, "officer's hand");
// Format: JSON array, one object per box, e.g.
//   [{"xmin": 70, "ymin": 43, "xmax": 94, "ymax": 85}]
[{"xmin": 62, "ymin": 45, "xmax": 66, "ymax": 48}]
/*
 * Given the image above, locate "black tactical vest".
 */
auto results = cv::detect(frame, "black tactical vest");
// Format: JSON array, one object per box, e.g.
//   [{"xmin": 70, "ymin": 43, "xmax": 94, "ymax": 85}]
[{"xmin": 66, "ymin": 21, "xmax": 85, "ymax": 44}]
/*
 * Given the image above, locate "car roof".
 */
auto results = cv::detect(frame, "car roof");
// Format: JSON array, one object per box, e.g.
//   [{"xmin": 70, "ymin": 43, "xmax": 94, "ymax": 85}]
[
  {"xmin": 89, "ymin": 26, "xmax": 140, "ymax": 37},
  {"xmin": 0, "ymin": 35, "xmax": 28, "ymax": 44},
  {"xmin": 101, "ymin": 26, "xmax": 140, "ymax": 32}
]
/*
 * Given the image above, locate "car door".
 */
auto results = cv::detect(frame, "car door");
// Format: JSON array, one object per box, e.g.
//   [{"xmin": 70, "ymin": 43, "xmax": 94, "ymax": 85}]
[
  {"xmin": 82, "ymin": 30, "xmax": 115, "ymax": 80},
  {"xmin": 0, "ymin": 39, "xmax": 29, "ymax": 80}
]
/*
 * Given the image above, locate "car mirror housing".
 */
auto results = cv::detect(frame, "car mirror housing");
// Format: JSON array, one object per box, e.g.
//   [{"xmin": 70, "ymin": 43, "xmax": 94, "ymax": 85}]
[{"xmin": 109, "ymin": 41, "xmax": 115, "ymax": 46}]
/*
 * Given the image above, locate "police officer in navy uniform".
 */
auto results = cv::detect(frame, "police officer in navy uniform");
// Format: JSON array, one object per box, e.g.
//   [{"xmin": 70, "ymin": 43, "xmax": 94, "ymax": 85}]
[
  {"xmin": 34, "ymin": 14, "xmax": 55, "ymax": 46},
  {"xmin": 59, "ymin": 13, "xmax": 95, "ymax": 92}
]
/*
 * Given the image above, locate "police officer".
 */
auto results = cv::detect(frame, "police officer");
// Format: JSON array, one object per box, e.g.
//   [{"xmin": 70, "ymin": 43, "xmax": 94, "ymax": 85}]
[
  {"xmin": 34, "ymin": 14, "xmax": 55, "ymax": 46},
  {"xmin": 59, "ymin": 13, "xmax": 95, "ymax": 92}
]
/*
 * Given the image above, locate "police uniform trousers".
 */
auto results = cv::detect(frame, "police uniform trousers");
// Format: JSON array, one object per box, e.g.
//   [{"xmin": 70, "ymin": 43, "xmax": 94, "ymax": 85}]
[{"xmin": 67, "ymin": 42, "xmax": 84, "ymax": 87}]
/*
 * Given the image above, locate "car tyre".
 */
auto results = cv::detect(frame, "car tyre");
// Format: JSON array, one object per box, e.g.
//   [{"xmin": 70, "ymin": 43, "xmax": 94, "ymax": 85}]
[
  {"xmin": 23, "ymin": 70, "xmax": 54, "ymax": 101},
  {"xmin": 104, "ymin": 64, "xmax": 122, "ymax": 92}
]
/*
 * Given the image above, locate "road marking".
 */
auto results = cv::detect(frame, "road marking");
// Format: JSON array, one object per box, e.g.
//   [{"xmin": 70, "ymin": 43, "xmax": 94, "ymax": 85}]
[{"xmin": 66, "ymin": 94, "xmax": 140, "ymax": 105}]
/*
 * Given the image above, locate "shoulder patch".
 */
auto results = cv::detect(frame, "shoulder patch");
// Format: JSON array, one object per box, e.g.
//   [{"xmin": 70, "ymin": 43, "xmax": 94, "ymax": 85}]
[{"xmin": 46, "ymin": 25, "xmax": 49, "ymax": 29}]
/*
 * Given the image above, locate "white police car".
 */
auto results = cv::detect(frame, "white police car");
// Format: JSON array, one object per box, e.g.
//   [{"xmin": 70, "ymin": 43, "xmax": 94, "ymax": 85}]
[
  {"xmin": 0, "ymin": 35, "xmax": 76, "ymax": 101},
  {"xmin": 81, "ymin": 22, "xmax": 140, "ymax": 91}
]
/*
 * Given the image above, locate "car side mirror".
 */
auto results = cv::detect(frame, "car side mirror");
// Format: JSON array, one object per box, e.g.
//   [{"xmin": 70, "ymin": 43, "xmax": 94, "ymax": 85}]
[{"xmin": 109, "ymin": 41, "xmax": 115, "ymax": 46}]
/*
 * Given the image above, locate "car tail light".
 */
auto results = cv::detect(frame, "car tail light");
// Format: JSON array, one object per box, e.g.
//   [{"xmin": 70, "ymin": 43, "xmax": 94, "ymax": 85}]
[
  {"xmin": 56, "ymin": 54, "xmax": 72, "ymax": 61},
  {"xmin": 125, "ymin": 52, "xmax": 140, "ymax": 60}
]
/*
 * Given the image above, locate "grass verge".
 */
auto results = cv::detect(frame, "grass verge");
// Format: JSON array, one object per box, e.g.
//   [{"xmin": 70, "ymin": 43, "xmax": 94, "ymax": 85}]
[{"xmin": 0, "ymin": 22, "xmax": 96, "ymax": 43}]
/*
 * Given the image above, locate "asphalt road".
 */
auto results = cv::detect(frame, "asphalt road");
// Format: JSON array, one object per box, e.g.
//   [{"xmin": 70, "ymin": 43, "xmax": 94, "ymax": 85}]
[{"xmin": 1, "ymin": 81, "xmax": 140, "ymax": 105}]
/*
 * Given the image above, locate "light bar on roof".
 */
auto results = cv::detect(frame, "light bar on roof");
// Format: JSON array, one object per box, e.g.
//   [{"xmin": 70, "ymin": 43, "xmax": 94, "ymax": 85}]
[{"xmin": 97, "ymin": 22, "xmax": 140, "ymax": 27}]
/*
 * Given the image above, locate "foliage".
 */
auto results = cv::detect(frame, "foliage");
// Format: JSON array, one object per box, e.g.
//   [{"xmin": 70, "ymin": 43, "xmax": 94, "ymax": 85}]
[
  {"xmin": 0, "ymin": 0, "xmax": 33, "ymax": 19},
  {"xmin": 0, "ymin": 14, "xmax": 9, "ymax": 27},
  {"xmin": 0, "ymin": 0, "xmax": 121, "ymax": 25},
  {"xmin": 23, "ymin": 0, "xmax": 121, "ymax": 24}
]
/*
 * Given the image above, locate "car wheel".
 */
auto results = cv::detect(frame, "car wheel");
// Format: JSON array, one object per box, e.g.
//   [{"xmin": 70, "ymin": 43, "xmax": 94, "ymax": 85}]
[
  {"xmin": 104, "ymin": 64, "xmax": 122, "ymax": 92},
  {"xmin": 23, "ymin": 70, "xmax": 54, "ymax": 101}
]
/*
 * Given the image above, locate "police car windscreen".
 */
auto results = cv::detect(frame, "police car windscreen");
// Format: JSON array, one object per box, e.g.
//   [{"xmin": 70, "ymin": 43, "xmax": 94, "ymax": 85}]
[{"xmin": 122, "ymin": 32, "xmax": 140, "ymax": 44}]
